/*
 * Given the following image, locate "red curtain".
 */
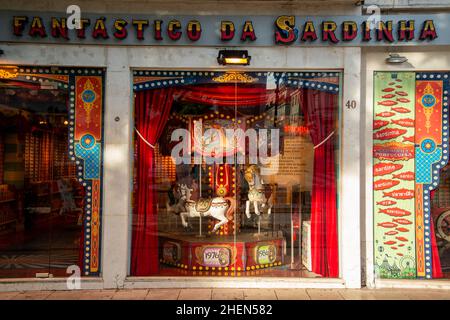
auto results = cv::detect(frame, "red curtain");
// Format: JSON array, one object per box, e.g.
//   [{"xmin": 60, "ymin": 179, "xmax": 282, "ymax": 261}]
[
  {"xmin": 131, "ymin": 88, "xmax": 174, "ymax": 276},
  {"xmin": 178, "ymin": 85, "xmax": 271, "ymax": 106},
  {"xmin": 300, "ymin": 89, "xmax": 339, "ymax": 278},
  {"xmin": 429, "ymin": 190, "xmax": 443, "ymax": 278}
]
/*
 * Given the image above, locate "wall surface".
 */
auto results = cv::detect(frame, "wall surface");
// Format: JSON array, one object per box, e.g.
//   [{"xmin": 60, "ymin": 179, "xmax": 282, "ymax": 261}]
[{"xmin": 0, "ymin": 0, "xmax": 360, "ymax": 15}]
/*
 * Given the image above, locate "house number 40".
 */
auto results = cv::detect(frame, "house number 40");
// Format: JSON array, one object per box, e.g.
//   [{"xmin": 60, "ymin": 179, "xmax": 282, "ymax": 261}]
[{"xmin": 346, "ymin": 100, "xmax": 357, "ymax": 109}]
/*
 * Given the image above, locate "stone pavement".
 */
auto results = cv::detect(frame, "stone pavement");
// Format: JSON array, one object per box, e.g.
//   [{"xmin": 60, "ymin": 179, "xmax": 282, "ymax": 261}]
[{"xmin": 0, "ymin": 288, "xmax": 449, "ymax": 300}]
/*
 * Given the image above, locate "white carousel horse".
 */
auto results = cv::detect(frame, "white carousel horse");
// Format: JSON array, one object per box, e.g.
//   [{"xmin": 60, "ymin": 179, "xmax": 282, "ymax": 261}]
[
  {"xmin": 244, "ymin": 164, "xmax": 274, "ymax": 219},
  {"xmin": 178, "ymin": 184, "xmax": 235, "ymax": 232}
]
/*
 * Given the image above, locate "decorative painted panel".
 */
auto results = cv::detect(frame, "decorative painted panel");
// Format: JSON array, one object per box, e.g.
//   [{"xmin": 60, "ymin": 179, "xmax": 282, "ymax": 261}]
[
  {"xmin": 373, "ymin": 72, "xmax": 417, "ymax": 279},
  {"xmin": 373, "ymin": 71, "xmax": 450, "ymax": 279}
]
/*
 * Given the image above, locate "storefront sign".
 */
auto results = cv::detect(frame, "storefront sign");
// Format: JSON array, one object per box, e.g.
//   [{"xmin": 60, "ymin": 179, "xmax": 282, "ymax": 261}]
[{"xmin": 0, "ymin": 11, "xmax": 447, "ymax": 46}]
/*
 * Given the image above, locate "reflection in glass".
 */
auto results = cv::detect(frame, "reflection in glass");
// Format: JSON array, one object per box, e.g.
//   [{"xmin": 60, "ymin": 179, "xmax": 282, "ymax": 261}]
[{"xmin": 131, "ymin": 71, "xmax": 341, "ymax": 278}]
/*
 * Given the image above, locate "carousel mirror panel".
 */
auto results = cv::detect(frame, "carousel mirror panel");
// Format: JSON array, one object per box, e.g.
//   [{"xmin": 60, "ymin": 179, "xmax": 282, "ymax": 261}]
[
  {"xmin": 131, "ymin": 70, "xmax": 341, "ymax": 278},
  {"xmin": 0, "ymin": 66, "xmax": 104, "ymax": 278}
]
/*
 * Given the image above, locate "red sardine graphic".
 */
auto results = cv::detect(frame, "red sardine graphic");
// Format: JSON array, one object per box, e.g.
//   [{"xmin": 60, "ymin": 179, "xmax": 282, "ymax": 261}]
[
  {"xmin": 376, "ymin": 200, "xmax": 397, "ymax": 206},
  {"xmin": 379, "ymin": 207, "xmax": 411, "ymax": 217},
  {"xmin": 392, "ymin": 171, "xmax": 415, "ymax": 181},
  {"xmin": 391, "ymin": 246, "xmax": 398, "ymax": 250},
  {"xmin": 377, "ymin": 222, "xmax": 398, "ymax": 228},
  {"xmin": 396, "ymin": 91, "xmax": 408, "ymax": 96},
  {"xmin": 391, "ymin": 107, "xmax": 411, "ymax": 113},
  {"xmin": 373, "ymin": 163, "xmax": 403, "ymax": 176},
  {"xmin": 396, "ymin": 98, "xmax": 410, "ymax": 103},
  {"xmin": 382, "ymin": 87, "xmax": 395, "ymax": 92},
  {"xmin": 402, "ymin": 135, "xmax": 415, "ymax": 143},
  {"xmin": 398, "ymin": 244, "xmax": 405, "ymax": 247},
  {"xmin": 378, "ymin": 100, "xmax": 398, "ymax": 106},
  {"xmin": 384, "ymin": 241, "xmax": 397, "ymax": 245},
  {"xmin": 393, "ymin": 218, "xmax": 413, "ymax": 225},
  {"xmin": 383, "ymin": 188, "xmax": 414, "ymax": 199},
  {"xmin": 395, "ymin": 85, "xmax": 402, "ymax": 88},
  {"xmin": 388, "ymin": 82, "xmax": 395, "ymax": 85},
  {"xmin": 396, "ymin": 79, "xmax": 402, "ymax": 82},
  {"xmin": 397, "ymin": 253, "xmax": 404, "ymax": 256},
  {"xmin": 385, "ymin": 230, "xmax": 399, "ymax": 235},
  {"xmin": 382, "ymin": 94, "xmax": 396, "ymax": 99},
  {"xmin": 376, "ymin": 111, "xmax": 396, "ymax": 118},
  {"xmin": 374, "ymin": 120, "xmax": 390, "ymax": 130},
  {"xmin": 395, "ymin": 236, "xmax": 408, "ymax": 242},
  {"xmin": 374, "ymin": 128, "xmax": 407, "ymax": 140},
  {"xmin": 396, "ymin": 227, "xmax": 409, "ymax": 232},
  {"xmin": 391, "ymin": 118, "xmax": 414, "ymax": 127},
  {"xmin": 374, "ymin": 179, "xmax": 400, "ymax": 191}
]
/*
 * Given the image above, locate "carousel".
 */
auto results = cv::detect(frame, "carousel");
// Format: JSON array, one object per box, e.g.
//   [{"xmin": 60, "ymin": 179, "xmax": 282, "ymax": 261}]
[{"xmin": 160, "ymin": 117, "xmax": 286, "ymax": 273}]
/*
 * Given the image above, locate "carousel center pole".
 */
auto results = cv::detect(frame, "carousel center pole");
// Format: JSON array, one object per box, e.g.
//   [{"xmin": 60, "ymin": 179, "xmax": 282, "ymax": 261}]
[{"xmin": 198, "ymin": 160, "xmax": 202, "ymax": 237}]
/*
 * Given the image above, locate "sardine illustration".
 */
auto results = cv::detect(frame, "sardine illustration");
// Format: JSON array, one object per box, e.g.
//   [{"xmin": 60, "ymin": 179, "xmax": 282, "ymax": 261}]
[
  {"xmin": 391, "ymin": 118, "xmax": 414, "ymax": 127},
  {"xmin": 385, "ymin": 230, "xmax": 399, "ymax": 235},
  {"xmin": 383, "ymin": 188, "xmax": 414, "ymax": 199},
  {"xmin": 374, "ymin": 179, "xmax": 400, "ymax": 191},
  {"xmin": 378, "ymin": 100, "xmax": 398, "ymax": 106},
  {"xmin": 392, "ymin": 171, "xmax": 415, "ymax": 181},
  {"xmin": 376, "ymin": 200, "xmax": 397, "ymax": 206},
  {"xmin": 393, "ymin": 218, "xmax": 413, "ymax": 225},
  {"xmin": 373, "ymin": 163, "xmax": 404, "ymax": 176},
  {"xmin": 373, "ymin": 128, "xmax": 407, "ymax": 140},
  {"xmin": 374, "ymin": 120, "xmax": 390, "ymax": 130},
  {"xmin": 391, "ymin": 107, "xmax": 411, "ymax": 113},
  {"xmin": 379, "ymin": 207, "xmax": 411, "ymax": 217},
  {"xmin": 376, "ymin": 111, "xmax": 396, "ymax": 118},
  {"xmin": 377, "ymin": 222, "xmax": 398, "ymax": 228}
]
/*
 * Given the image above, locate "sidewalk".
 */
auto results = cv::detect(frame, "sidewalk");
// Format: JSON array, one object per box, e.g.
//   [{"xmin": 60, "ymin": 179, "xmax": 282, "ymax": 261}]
[{"xmin": 0, "ymin": 288, "xmax": 449, "ymax": 300}]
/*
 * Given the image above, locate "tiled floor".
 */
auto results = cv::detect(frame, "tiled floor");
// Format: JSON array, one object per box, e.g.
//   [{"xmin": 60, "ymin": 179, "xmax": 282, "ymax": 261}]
[{"xmin": 0, "ymin": 288, "xmax": 449, "ymax": 300}]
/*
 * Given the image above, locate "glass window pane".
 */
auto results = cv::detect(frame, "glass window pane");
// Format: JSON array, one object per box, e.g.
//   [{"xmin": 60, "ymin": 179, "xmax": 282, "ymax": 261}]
[{"xmin": 131, "ymin": 71, "xmax": 340, "ymax": 278}]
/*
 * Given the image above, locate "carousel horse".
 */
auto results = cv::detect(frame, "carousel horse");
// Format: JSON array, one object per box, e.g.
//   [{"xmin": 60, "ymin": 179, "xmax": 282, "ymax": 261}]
[
  {"xmin": 166, "ymin": 183, "xmax": 186, "ymax": 216},
  {"xmin": 178, "ymin": 184, "xmax": 235, "ymax": 232},
  {"xmin": 244, "ymin": 164, "xmax": 274, "ymax": 219}
]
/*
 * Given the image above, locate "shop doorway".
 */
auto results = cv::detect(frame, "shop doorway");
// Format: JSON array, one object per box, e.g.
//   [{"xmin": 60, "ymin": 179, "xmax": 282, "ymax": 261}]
[{"xmin": 0, "ymin": 66, "xmax": 104, "ymax": 278}]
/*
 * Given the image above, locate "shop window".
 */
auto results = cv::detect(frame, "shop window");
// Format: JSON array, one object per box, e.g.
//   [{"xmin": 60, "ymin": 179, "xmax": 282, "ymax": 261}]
[
  {"xmin": 0, "ymin": 66, "xmax": 104, "ymax": 278},
  {"xmin": 373, "ymin": 71, "xmax": 450, "ymax": 280},
  {"xmin": 130, "ymin": 70, "xmax": 341, "ymax": 278}
]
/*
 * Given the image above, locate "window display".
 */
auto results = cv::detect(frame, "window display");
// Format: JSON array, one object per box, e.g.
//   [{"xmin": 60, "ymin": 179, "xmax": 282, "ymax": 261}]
[
  {"xmin": 131, "ymin": 70, "xmax": 341, "ymax": 278},
  {"xmin": 373, "ymin": 71, "xmax": 450, "ymax": 279},
  {"xmin": 0, "ymin": 66, "xmax": 104, "ymax": 278}
]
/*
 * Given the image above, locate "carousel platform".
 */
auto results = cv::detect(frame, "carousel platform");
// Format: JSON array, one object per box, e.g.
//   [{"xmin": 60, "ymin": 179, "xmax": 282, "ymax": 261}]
[{"xmin": 159, "ymin": 231, "xmax": 285, "ymax": 272}]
